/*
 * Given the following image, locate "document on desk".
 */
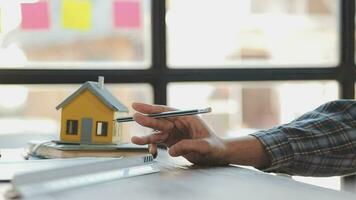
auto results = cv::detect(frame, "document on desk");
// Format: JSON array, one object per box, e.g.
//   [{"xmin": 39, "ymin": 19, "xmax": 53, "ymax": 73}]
[{"xmin": 6, "ymin": 154, "xmax": 159, "ymax": 199}]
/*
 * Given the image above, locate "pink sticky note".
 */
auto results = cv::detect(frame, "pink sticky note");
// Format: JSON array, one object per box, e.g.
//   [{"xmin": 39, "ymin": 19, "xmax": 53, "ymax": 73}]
[
  {"xmin": 113, "ymin": 0, "xmax": 141, "ymax": 28},
  {"xmin": 21, "ymin": 2, "xmax": 50, "ymax": 30}
]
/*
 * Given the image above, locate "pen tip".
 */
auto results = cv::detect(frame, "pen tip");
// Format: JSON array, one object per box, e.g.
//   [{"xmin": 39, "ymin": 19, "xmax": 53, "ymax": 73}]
[{"xmin": 206, "ymin": 107, "xmax": 212, "ymax": 112}]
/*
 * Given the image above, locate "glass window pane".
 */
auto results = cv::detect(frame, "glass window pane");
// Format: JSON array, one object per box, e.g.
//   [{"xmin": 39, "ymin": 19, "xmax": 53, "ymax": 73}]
[
  {"xmin": 0, "ymin": 0, "xmax": 151, "ymax": 69},
  {"xmin": 0, "ymin": 83, "xmax": 153, "ymax": 148},
  {"xmin": 167, "ymin": 0, "xmax": 338, "ymax": 67}
]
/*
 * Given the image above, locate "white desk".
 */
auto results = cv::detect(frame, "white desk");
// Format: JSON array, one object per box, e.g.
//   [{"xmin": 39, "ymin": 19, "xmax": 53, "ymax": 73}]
[{"xmin": 1, "ymin": 150, "xmax": 352, "ymax": 200}]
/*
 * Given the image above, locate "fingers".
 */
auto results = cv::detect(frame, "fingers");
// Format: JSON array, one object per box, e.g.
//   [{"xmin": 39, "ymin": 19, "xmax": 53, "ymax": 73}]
[
  {"xmin": 168, "ymin": 139, "xmax": 210, "ymax": 157},
  {"xmin": 133, "ymin": 113, "xmax": 174, "ymax": 131},
  {"xmin": 131, "ymin": 132, "xmax": 169, "ymax": 145},
  {"xmin": 132, "ymin": 102, "xmax": 175, "ymax": 114},
  {"xmin": 149, "ymin": 143, "xmax": 158, "ymax": 158}
]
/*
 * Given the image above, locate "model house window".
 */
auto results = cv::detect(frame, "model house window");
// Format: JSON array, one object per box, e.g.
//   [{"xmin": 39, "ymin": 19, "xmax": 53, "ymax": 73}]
[
  {"xmin": 96, "ymin": 121, "xmax": 108, "ymax": 136},
  {"xmin": 66, "ymin": 120, "xmax": 78, "ymax": 135}
]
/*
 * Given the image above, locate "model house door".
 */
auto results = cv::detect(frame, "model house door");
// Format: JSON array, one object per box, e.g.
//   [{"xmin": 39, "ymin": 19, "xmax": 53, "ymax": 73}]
[{"xmin": 81, "ymin": 118, "xmax": 93, "ymax": 144}]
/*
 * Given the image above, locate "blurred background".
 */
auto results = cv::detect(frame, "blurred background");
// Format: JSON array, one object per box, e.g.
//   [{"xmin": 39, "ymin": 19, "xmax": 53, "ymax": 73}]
[{"xmin": 0, "ymin": 0, "xmax": 352, "ymax": 191}]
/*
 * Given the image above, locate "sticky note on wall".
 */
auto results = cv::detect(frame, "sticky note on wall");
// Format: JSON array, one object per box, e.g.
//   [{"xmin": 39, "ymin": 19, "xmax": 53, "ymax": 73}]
[
  {"xmin": 21, "ymin": 2, "xmax": 50, "ymax": 30},
  {"xmin": 62, "ymin": 0, "xmax": 92, "ymax": 31},
  {"xmin": 113, "ymin": 0, "xmax": 141, "ymax": 28}
]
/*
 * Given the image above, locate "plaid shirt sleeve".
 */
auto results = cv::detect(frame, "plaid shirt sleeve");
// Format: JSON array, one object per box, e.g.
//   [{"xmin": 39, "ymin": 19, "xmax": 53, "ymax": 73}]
[{"xmin": 250, "ymin": 100, "xmax": 356, "ymax": 177}]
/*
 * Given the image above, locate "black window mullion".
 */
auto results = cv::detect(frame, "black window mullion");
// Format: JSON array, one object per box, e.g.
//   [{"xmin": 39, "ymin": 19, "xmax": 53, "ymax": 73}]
[
  {"xmin": 339, "ymin": 0, "xmax": 355, "ymax": 99},
  {"xmin": 151, "ymin": 0, "xmax": 167, "ymax": 105}
]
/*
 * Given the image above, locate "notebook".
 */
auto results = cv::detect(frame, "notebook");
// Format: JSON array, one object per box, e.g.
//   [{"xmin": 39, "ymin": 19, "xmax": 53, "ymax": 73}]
[{"xmin": 27, "ymin": 140, "xmax": 149, "ymax": 159}]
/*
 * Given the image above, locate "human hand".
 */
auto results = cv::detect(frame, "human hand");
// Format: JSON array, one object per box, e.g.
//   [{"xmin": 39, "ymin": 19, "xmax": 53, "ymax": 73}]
[{"xmin": 130, "ymin": 103, "xmax": 229, "ymax": 166}]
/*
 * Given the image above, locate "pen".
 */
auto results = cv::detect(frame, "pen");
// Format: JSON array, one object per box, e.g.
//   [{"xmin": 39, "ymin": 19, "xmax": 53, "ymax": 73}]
[{"xmin": 115, "ymin": 107, "xmax": 212, "ymax": 123}]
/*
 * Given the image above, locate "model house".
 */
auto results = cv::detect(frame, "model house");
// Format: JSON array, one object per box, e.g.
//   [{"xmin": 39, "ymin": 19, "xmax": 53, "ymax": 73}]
[{"xmin": 56, "ymin": 77, "xmax": 128, "ymax": 144}]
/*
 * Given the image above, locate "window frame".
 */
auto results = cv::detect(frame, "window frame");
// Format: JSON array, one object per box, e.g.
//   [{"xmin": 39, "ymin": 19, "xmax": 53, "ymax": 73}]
[
  {"xmin": 96, "ymin": 121, "xmax": 108, "ymax": 136},
  {"xmin": 0, "ymin": 0, "xmax": 354, "ymax": 190},
  {"xmin": 66, "ymin": 119, "xmax": 78, "ymax": 135}
]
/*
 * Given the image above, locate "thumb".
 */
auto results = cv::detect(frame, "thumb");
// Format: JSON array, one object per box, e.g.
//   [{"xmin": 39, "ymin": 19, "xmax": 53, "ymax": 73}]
[{"xmin": 169, "ymin": 139, "xmax": 209, "ymax": 157}]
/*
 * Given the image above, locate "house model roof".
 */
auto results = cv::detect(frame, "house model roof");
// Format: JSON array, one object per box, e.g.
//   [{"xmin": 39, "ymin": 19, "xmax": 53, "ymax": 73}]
[{"xmin": 56, "ymin": 79, "xmax": 129, "ymax": 112}]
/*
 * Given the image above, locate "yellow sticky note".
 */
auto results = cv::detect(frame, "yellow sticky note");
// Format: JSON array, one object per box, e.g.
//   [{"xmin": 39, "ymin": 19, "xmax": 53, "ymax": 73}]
[{"xmin": 62, "ymin": 0, "xmax": 92, "ymax": 31}]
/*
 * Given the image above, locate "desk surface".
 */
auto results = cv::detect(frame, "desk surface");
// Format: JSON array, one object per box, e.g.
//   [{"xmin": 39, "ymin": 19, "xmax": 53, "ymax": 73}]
[{"xmin": 1, "ymin": 150, "xmax": 356, "ymax": 200}]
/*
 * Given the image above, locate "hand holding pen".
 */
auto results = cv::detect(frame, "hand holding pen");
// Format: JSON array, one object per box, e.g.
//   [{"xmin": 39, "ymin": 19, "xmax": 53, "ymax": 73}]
[{"xmin": 129, "ymin": 103, "xmax": 231, "ymax": 166}]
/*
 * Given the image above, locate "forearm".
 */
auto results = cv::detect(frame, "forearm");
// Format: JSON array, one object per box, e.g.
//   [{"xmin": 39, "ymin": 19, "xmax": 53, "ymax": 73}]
[
  {"xmin": 223, "ymin": 136, "xmax": 270, "ymax": 168},
  {"xmin": 249, "ymin": 100, "xmax": 356, "ymax": 176}
]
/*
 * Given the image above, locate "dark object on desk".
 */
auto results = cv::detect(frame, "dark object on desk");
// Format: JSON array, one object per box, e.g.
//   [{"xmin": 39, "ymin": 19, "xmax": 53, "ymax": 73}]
[
  {"xmin": 27, "ymin": 140, "xmax": 149, "ymax": 159},
  {"xmin": 115, "ymin": 107, "xmax": 212, "ymax": 123}
]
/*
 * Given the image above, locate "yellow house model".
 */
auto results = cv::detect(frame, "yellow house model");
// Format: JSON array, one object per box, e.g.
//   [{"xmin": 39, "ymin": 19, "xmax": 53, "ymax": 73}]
[{"xmin": 56, "ymin": 77, "xmax": 128, "ymax": 144}]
